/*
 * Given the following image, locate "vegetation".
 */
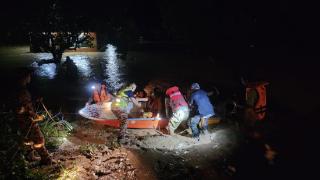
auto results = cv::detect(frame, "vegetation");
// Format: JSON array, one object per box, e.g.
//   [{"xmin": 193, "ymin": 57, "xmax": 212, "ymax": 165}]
[
  {"xmin": 0, "ymin": 107, "xmax": 72, "ymax": 178},
  {"xmin": 29, "ymin": 0, "xmax": 95, "ymax": 64},
  {"xmin": 0, "ymin": 111, "xmax": 29, "ymax": 179},
  {"xmin": 39, "ymin": 111, "xmax": 73, "ymax": 150}
]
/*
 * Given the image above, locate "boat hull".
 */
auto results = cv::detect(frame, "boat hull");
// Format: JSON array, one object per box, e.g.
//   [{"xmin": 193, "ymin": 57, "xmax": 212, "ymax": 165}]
[
  {"xmin": 92, "ymin": 118, "xmax": 169, "ymax": 129},
  {"xmin": 79, "ymin": 107, "xmax": 168, "ymax": 129}
]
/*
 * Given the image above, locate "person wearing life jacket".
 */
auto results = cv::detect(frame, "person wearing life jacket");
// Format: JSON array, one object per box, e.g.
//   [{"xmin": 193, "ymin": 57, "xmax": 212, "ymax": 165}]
[
  {"xmin": 245, "ymin": 81, "xmax": 269, "ymax": 122},
  {"xmin": 111, "ymin": 83, "xmax": 141, "ymax": 143},
  {"xmin": 100, "ymin": 81, "xmax": 112, "ymax": 102},
  {"xmin": 189, "ymin": 83, "xmax": 215, "ymax": 141},
  {"xmin": 15, "ymin": 68, "xmax": 54, "ymax": 165},
  {"xmin": 165, "ymin": 86, "xmax": 189, "ymax": 135},
  {"xmin": 86, "ymin": 83, "xmax": 101, "ymax": 105}
]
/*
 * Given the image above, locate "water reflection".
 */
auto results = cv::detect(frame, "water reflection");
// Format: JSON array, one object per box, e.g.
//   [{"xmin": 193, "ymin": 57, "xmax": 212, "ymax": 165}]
[
  {"xmin": 69, "ymin": 55, "xmax": 92, "ymax": 78},
  {"xmin": 104, "ymin": 44, "xmax": 124, "ymax": 91},
  {"xmin": 31, "ymin": 53, "xmax": 56, "ymax": 79}
]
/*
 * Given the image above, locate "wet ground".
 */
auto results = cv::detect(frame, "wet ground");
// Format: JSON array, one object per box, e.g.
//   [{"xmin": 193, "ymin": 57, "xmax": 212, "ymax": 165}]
[{"xmin": 41, "ymin": 117, "xmax": 238, "ymax": 180}]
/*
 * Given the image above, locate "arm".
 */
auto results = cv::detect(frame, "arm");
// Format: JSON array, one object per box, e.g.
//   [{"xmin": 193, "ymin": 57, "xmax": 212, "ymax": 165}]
[
  {"xmin": 130, "ymin": 97, "xmax": 141, "ymax": 108},
  {"xmin": 125, "ymin": 90, "xmax": 142, "ymax": 108},
  {"xmin": 189, "ymin": 94, "xmax": 194, "ymax": 107}
]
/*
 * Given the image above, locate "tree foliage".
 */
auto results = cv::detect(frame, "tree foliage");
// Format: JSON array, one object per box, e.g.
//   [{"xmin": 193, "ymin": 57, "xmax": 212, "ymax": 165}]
[{"xmin": 29, "ymin": 0, "xmax": 95, "ymax": 63}]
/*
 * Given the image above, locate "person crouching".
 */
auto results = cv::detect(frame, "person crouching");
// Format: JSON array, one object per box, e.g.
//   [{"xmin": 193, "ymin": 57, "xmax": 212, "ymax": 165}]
[{"xmin": 189, "ymin": 83, "xmax": 215, "ymax": 141}]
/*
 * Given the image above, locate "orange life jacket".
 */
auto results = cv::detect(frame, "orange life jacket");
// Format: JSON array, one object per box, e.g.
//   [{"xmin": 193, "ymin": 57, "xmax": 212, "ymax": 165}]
[
  {"xmin": 246, "ymin": 81, "xmax": 269, "ymax": 120},
  {"xmin": 166, "ymin": 86, "xmax": 188, "ymax": 111},
  {"xmin": 100, "ymin": 88, "xmax": 111, "ymax": 102},
  {"xmin": 93, "ymin": 89, "xmax": 101, "ymax": 103}
]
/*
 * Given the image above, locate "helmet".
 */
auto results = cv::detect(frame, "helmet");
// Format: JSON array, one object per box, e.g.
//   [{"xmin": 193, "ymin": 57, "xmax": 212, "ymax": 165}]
[
  {"xmin": 166, "ymin": 86, "xmax": 179, "ymax": 96},
  {"xmin": 191, "ymin": 83, "xmax": 200, "ymax": 90}
]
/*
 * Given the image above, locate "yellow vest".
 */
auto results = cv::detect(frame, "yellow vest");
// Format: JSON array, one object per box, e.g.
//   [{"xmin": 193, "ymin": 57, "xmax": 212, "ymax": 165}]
[{"xmin": 111, "ymin": 87, "xmax": 131, "ymax": 109}]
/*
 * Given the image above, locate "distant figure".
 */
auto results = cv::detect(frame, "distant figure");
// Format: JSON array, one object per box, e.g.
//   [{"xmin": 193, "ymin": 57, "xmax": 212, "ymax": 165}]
[
  {"xmin": 15, "ymin": 68, "xmax": 53, "ymax": 165},
  {"xmin": 189, "ymin": 83, "xmax": 215, "ymax": 141},
  {"xmin": 62, "ymin": 56, "xmax": 78, "ymax": 80},
  {"xmin": 244, "ymin": 81, "xmax": 269, "ymax": 123},
  {"xmin": 165, "ymin": 86, "xmax": 189, "ymax": 135},
  {"xmin": 111, "ymin": 83, "xmax": 142, "ymax": 143}
]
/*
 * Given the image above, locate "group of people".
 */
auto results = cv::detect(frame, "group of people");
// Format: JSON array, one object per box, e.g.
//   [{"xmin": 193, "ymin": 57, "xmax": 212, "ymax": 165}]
[
  {"xmin": 86, "ymin": 81, "xmax": 113, "ymax": 105},
  {"xmin": 14, "ymin": 68, "xmax": 214, "ymax": 168},
  {"xmin": 166, "ymin": 83, "xmax": 215, "ymax": 141},
  {"xmin": 106, "ymin": 81, "xmax": 215, "ymax": 143}
]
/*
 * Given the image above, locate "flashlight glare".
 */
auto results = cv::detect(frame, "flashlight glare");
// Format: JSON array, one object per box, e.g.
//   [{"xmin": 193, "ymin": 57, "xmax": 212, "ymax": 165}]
[{"xmin": 91, "ymin": 86, "xmax": 95, "ymax": 89}]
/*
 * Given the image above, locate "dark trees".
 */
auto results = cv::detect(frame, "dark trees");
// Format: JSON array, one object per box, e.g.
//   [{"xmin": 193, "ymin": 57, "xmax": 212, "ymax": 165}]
[{"xmin": 29, "ymin": 0, "xmax": 94, "ymax": 64}]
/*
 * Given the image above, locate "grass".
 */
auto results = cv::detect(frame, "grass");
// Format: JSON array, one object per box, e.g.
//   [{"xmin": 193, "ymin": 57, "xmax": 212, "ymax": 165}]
[{"xmin": 39, "ymin": 111, "xmax": 73, "ymax": 149}]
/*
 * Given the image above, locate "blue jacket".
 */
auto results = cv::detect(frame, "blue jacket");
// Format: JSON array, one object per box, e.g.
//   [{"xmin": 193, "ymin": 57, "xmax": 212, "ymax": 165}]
[{"xmin": 190, "ymin": 89, "xmax": 215, "ymax": 117}]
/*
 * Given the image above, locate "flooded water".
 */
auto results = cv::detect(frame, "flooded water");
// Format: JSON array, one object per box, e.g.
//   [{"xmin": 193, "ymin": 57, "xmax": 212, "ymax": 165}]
[{"xmin": 0, "ymin": 44, "xmax": 230, "ymax": 114}]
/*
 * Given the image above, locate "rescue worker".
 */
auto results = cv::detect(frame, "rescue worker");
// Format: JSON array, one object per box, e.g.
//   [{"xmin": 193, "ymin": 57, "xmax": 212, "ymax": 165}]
[
  {"xmin": 100, "ymin": 81, "xmax": 112, "ymax": 102},
  {"xmin": 165, "ymin": 86, "xmax": 189, "ymax": 135},
  {"xmin": 15, "ymin": 68, "xmax": 53, "ymax": 165},
  {"xmin": 245, "ymin": 81, "xmax": 269, "ymax": 123},
  {"xmin": 111, "ymin": 83, "xmax": 141, "ymax": 143},
  {"xmin": 189, "ymin": 83, "xmax": 215, "ymax": 141}
]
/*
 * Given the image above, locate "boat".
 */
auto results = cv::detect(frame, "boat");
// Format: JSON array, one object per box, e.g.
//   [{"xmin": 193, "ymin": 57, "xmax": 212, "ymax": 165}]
[
  {"xmin": 78, "ymin": 102, "xmax": 221, "ymax": 129},
  {"xmin": 78, "ymin": 102, "xmax": 169, "ymax": 129}
]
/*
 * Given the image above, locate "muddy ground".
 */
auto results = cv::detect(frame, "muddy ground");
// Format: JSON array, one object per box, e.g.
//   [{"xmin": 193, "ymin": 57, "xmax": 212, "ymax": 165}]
[{"xmin": 29, "ymin": 117, "xmax": 240, "ymax": 180}]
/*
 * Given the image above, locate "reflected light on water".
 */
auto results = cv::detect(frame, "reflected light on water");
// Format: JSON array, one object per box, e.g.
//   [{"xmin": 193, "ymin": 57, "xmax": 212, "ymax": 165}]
[
  {"xmin": 35, "ymin": 53, "xmax": 53, "ymax": 60},
  {"xmin": 70, "ymin": 55, "xmax": 92, "ymax": 77},
  {"xmin": 104, "ymin": 44, "xmax": 124, "ymax": 91},
  {"xmin": 31, "ymin": 52, "xmax": 57, "ymax": 79}
]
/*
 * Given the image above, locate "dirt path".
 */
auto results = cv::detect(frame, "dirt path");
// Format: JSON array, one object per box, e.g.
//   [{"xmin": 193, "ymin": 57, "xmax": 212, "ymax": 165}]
[{"xmin": 30, "ymin": 118, "xmax": 238, "ymax": 179}]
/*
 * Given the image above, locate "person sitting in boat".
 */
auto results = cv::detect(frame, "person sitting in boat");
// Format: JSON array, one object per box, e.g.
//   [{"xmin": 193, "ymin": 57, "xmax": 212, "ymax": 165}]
[
  {"xmin": 86, "ymin": 83, "xmax": 102, "ymax": 105},
  {"xmin": 100, "ymin": 81, "xmax": 113, "ymax": 102},
  {"xmin": 165, "ymin": 86, "xmax": 190, "ymax": 135},
  {"xmin": 111, "ymin": 83, "xmax": 142, "ymax": 143}
]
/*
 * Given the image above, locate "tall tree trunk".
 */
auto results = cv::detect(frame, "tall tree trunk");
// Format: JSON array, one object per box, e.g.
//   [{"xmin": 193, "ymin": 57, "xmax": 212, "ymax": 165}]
[
  {"xmin": 51, "ymin": 46, "xmax": 63, "ymax": 64},
  {"xmin": 52, "ymin": 51, "xmax": 63, "ymax": 63}
]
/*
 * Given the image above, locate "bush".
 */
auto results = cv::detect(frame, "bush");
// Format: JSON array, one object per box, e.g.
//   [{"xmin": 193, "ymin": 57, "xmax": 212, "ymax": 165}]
[{"xmin": 39, "ymin": 111, "xmax": 73, "ymax": 150}]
